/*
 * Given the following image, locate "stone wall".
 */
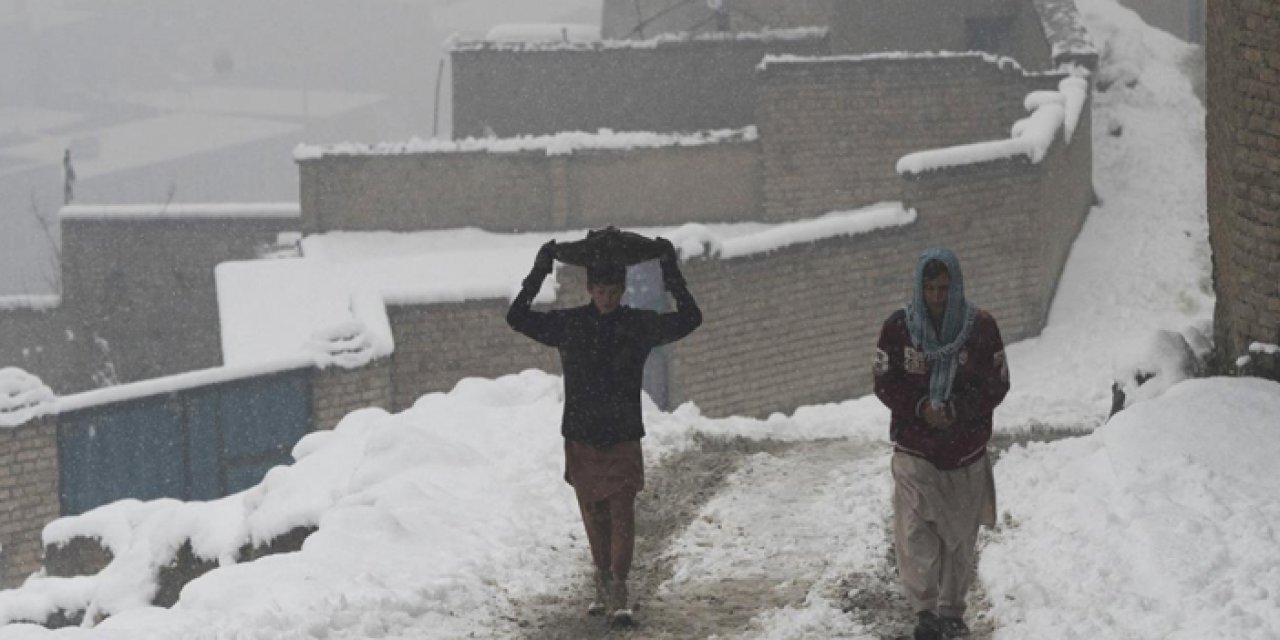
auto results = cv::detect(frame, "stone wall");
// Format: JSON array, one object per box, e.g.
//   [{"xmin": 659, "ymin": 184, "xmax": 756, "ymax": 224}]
[
  {"xmin": 0, "ymin": 418, "xmax": 59, "ymax": 588},
  {"xmin": 299, "ymin": 141, "xmax": 764, "ymax": 234},
  {"xmin": 1206, "ymin": 0, "xmax": 1280, "ymax": 377},
  {"xmin": 449, "ymin": 35, "xmax": 829, "ymax": 139},
  {"xmin": 58, "ymin": 215, "xmax": 298, "ymax": 388}
]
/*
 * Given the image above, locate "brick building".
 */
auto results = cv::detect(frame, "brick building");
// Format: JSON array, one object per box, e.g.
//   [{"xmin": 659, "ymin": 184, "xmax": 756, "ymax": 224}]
[{"xmin": 1206, "ymin": 0, "xmax": 1280, "ymax": 378}]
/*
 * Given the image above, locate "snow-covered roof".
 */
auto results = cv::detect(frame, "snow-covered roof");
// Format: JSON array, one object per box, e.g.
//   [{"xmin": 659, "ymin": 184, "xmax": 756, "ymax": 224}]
[
  {"xmin": 449, "ymin": 26, "xmax": 828, "ymax": 52},
  {"xmin": 294, "ymin": 126, "xmax": 758, "ymax": 161},
  {"xmin": 217, "ymin": 202, "xmax": 916, "ymax": 367},
  {"xmin": 59, "ymin": 203, "xmax": 301, "ymax": 221}
]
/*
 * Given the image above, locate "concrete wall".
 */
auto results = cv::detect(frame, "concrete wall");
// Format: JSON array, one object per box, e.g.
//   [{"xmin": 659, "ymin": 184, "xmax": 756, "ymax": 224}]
[
  {"xmin": 1206, "ymin": 0, "xmax": 1280, "ymax": 376},
  {"xmin": 450, "ymin": 36, "xmax": 829, "ymax": 140},
  {"xmin": 756, "ymin": 54, "xmax": 1062, "ymax": 219},
  {"xmin": 0, "ymin": 418, "xmax": 59, "ymax": 588},
  {"xmin": 299, "ymin": 140, "xmax": 765, "ymax": 234},
  {"xmin": 58, "ymin": 216, "xmax": 298, "ymax": 388}
]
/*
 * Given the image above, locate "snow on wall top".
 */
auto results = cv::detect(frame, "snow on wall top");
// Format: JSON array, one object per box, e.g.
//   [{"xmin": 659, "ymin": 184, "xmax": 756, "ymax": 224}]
[
  {"xmin": 293, "ymin": 126, "xmax": 758, "ymax": 161},
  {"xmin": 760, "ymin": 50, "xmax": 1031, "ymax": 75},
  {"xmin": 0, "ymin": 367, "xmax": 55, "ymax": 428},
  {"xmin": 217, "ymin": 202, "xmax": 916, "ymax": 369},
  {"xmin": 895, "ymin": 72, "xmax": 1090, "ymax": 175},
  {"xmin": 448, "ymin": 26, "xmax": 828, "ymax": 52},
  {"xmin": 0, "ymin": 294, "xmax": 60, "ymax": 311},
  {"xmin": 59, "ymin": 203, "xmax": 301, "ymax": 221},
  {"xmin": 1032, "ymin": 0, "xmax": 1100, "ymax": 67}
]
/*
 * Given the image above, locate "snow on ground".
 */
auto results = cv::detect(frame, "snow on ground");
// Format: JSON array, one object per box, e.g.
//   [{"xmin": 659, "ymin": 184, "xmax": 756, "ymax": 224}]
[
  {"xmin": 995, "ymin": 0, "xmax": 1213, "ymax": 431},
  {"xmin": 985, "ymin": 378, "xmax": 1280, "ymax": 639}
]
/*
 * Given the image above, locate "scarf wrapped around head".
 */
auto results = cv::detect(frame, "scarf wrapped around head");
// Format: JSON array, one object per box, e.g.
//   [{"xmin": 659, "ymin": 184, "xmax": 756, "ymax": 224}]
[{"xmin": 905, "ymin": 248, "xmax": 977, "ymax": 409}]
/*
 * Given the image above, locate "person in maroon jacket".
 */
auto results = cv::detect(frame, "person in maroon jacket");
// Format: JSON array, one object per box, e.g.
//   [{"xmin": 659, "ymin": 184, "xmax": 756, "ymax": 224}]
[{"xmin": 873, "ymin": 248, "xmax": 1009, "ymax": 640}]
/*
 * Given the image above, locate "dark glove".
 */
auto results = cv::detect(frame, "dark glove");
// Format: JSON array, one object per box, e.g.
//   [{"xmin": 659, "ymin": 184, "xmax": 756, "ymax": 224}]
[
  {"xmin": 656, "ymin": 237, "xmax": 686, "ymax": 291},
  {"xmin": 523, "ymin": 240, "xmax": 556, "ymax": 290}
]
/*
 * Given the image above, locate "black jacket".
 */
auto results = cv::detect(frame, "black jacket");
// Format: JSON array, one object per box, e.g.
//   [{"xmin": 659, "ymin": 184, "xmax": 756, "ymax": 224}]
[{"xmin": 507, "ymin": 283, "xmax": 701, "ymax": 448}]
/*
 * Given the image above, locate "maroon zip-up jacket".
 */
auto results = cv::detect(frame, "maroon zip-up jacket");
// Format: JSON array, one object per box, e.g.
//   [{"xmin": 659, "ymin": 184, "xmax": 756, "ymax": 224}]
[{"xmin": 873, "ymin": 308, "xmax": 1009, "ymax": 470}]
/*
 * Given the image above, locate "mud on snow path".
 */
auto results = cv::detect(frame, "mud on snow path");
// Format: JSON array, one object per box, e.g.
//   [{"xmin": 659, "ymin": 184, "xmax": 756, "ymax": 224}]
[
  {"xmin": 512, "ymin": 434, "xmax": 997, "ymax": 640},
  {"xmin": 511, "ymin": 425, "xmax": 1092, "ymax": 640}
]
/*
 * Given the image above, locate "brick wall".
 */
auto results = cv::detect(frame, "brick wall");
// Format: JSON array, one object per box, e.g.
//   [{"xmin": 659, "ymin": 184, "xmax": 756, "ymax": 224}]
[
  {"xmin": 0, "ymin": 418, "xmax": 59, "ymax": 588},
  {"xmin": 668, "ymin": 146, "xmax": 1088, "ymax": 417},
  {"xmin": 311, "ymin": 360, "xmax": 394, "ymax": 430},
  {"xmin": 58, "ymin": 216, "xmax": 298, "ymax": 387},
  {"xmin": 299, "ymin": 140, "xmax": 765, "ymax": 234},
  {"xmin": 1206, "ymin": 0, "xmax": 1280, "ymax": 376},
  {"xmin": 450, "ymin": 36, "xmax": 829, "ymax": 139},
  {"xmin": 757, "ymin": 54, "xmax": 1062, "ymax": 219},
  {"xmin": 386, "ymin": 299, "xmax": 563, "ymax": 411}
]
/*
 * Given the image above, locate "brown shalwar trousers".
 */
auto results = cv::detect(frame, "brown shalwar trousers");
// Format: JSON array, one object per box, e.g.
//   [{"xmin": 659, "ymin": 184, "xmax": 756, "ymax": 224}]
[
  {"xmin": 565, "ymin": 439, "xmax": 644, "ymax": 581},
  {"xmin": 892, "ymin": 451, "xmax": 996, "ymax": 618}
]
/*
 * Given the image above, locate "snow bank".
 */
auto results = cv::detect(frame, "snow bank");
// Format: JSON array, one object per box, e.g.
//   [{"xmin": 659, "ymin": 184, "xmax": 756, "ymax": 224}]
[
  {"xmin": 983, "ymin": 378, "xmax": 1280, "ymax": 639},
  {"xmin": 0, "ymin": 371, "xmax": 890, "ymax": 638},
  {"xmin": 293, "ymin": 126, "xmax": 757, "ymax": 160}
]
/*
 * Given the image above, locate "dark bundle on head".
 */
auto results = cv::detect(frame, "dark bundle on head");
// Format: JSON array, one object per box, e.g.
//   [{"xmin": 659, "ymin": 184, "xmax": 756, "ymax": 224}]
[{"xmin": 587, "ymin": 264, "xmax": 627, "ymax": 286}]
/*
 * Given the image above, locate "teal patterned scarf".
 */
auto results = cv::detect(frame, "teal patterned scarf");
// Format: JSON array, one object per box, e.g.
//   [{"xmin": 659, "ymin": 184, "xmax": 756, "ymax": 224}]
[{"xmin": 905, "ymin": 248, "xmax": 977, "ymax": 409}]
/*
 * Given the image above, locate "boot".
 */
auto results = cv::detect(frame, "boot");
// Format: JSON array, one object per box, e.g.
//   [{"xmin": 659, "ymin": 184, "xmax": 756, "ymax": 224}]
[
  {"xmin": 607, "ymin": 577, "xmax": 633, "ymax": 627},
  {"xmin": 938, "ymin": 615, "xmax": 970, "ymax": 638},
  {"xmin": 587, "ymin": 570, "xmax": 611, "ymax": 616},
  {"xmin": 913, "ymin": 611, "xmax": 943, "ymax": 640}
]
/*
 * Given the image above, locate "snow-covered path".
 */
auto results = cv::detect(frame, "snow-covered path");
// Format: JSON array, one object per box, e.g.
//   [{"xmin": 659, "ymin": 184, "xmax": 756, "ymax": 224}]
[{"xmin": 513, "ymin": 438, "xmax": 898, "ymax": 639}]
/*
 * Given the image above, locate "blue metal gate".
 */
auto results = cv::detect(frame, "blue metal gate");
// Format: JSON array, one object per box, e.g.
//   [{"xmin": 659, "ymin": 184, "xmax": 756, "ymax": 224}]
[{"xmin": 58, "ymin": 370, "xmax": 312, "ymax": 515}]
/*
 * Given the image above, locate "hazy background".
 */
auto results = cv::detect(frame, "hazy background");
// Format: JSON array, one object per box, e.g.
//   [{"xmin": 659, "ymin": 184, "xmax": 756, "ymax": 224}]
[{"xmin": 0, "ymin": 0, "xmax": 598, "ymax": 295}]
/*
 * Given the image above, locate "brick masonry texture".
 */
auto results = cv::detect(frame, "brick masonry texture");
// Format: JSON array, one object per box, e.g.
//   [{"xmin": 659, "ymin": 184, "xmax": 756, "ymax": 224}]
[
  {"xmin": 300, "ymin": 141, "xmax": 768, "ymax": 233},
  {"xmin": 1207, "ymin": 0, "xmax": 1280, "ymax": 376},
  {"xmin": 311, "ymin": 360, "xmax": 395, "ymax": 431},
  {"xmin": 0, "ymin": 418, "xmax": 59, "ymax": 588},
  {"xmin": 450, "ymin": 37, "xmax": 830, "ymax": 139}
]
